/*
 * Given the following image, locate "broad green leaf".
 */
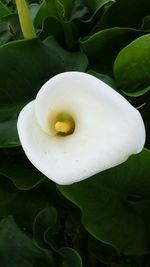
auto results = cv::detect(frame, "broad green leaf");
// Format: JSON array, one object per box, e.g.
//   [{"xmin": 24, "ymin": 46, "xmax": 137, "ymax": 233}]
[
  {"xmin": 0, "ymin": 216, "xmax": 54, "ymax": 267},
  {"xmin": 72, "ymin": 1, "xmax": 115, "ymax": 39},
  {"xmin": 55, "ymin": 0, "xmax": 79, "ymax": 49},
  {"xmin": 40, "ymin": 16, "xmax": 64, "ymax": 42},
  {"xmin": 0, "ymin": 148, "xmax": 44, "ymax": 189},
  {"xmin": 56, "ymin": 0, "xmax": 74, "ymax": 20},
  {"xmin": 2, "ymin": 162, "xmax": 44, "ymax": 189},
  {"xmin": 0, "ymin": 37, "xmax": 61, "ymax": 147},
  {"xmin": 114, "ymin": 34, "xmax": 150, "ymax": 93},
  {"xmin": 34, "ymin": 0, "xmax": 58, "ymax": 27},
  {"xmin": 58, "ymin": 149, "xmax": 150, "ymax": 254},
  {"xmin": 80, "ymin": 27, "xmax": 142, "ymax": 73},
  {"xmin": 0, "ymin": 174, "xmax": 67, "ymax": 231},
  {"xmin": 61, "ymin": 20, "xmax": 78, "ymax": 49},
  {"xmin": 0, "ymin": 104, "xmax": 21, "ymax": 147},
  {"xmin": 122, "ymin": 86, "xmax": 150, "ymax": 97},
  {"xmin": 44, "ymin": 36, "xmax": 88, "ymax": 71},
  {"xmin": 99, "ymin": 0, "xmax": 150, "ymax": 29},
  {"xmin": 0, "ymin": 175, "xmax": 82, "ymax": 265},
  {"xmin": 0, "ymin": 36, "xmax": 87, "ymax": 147},
  {"xmin": 84, "ymin": 0, "xmax": 113, "ymax": 17},
  {"xmin": 35, "ymin": 0, "xmax": 79, "ymax": 49},
  {"xmin": 88, "ymin": 238, "xmax": 118, "ymax": 265},
  {"xmin": 0, "ymin": 175, "xmax": 47, "ymax": 230},
  {"xmin": 0, "ymin": 2, "xmax": 10, "ymax": 18},
  {"xmin": 0, "ymin": 38, "xmax": 64, "ymax": 105}
]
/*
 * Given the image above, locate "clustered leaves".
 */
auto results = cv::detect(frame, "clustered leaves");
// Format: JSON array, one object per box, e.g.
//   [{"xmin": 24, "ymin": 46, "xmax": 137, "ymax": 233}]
[{"xmin": 0, "ymin": 0, "xmax": 150, "ymax": 266}]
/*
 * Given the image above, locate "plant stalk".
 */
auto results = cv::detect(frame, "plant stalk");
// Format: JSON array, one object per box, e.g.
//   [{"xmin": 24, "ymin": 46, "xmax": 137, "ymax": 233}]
[{"xmin": 16, "ymin": 0, "xmax": 36, "ymax": 39}]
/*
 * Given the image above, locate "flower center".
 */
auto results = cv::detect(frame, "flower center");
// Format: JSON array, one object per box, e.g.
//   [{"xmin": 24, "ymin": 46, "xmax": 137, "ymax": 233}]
[
  {"xmin": 55, "ymin": 121, "xmax": 74, "ymax": 134},
  {"xmin": 54, "ymin": 112, "xmax": 75, "ymax": 136}
]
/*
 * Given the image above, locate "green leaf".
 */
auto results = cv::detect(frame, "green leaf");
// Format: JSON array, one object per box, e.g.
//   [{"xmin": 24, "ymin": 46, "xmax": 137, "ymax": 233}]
[
  {"xmin": 88, "ymin": 237, "xmax": 118, "ymax": 265},
  {"xmin": 0, "ymin": 38, "xmax": 64, "ymax": 105},
  {"xmin": 61, "ymin": 20, "xmax": 78, "ymax": 49},
  {"xmin": 114, "ymin": 34, "xmax": 150, "ymax": 93},
  {"xmin": 0, "ymin": 149, "xmax": 44, "ymax": 189},
  {"xmin": 34, "ymin": 206, "xmax": 58, "ymax": 248},
  {"xmin": 3, "ymin": 163, "xmax": 44, "ymax": 190},
  {"xmin": 0, "ymin": 2, "xmax": 10, "ymax": 18},
  {"xmin": 56, "ymin": 0, "xmax": 74, "ymax": 21},
  {"xmin": 0, "ymin": 177, "xmax": 82, "ymax": 266},
  {"xmin": 29, "ymin": 3, "xmax": 41, "ymax": 22},
  {"xmin": 34, "ymin": 0, "xmax": 58, "ymax": 27},
  {"xmin": 0, "ymin": 174, "xmax": 68, "ymax": 231},
  {"xmin": 0, "ymin": 216, "xmax": 54, "ymax": 267},
  {"xmin": 44, "ymin": 36, "xmax": 88, "ymax": 71},
  {"xmin": 72, "ymin": 1, "xmax": 115, "ymax": 39},
  {"xmin": 141, "ymin": 16, "xmax": 150, "ymax": 31},
  {"xmin": 33, "ymin": 205, "xmax": 83, "ymax": 266},
  {"xmin": 39, "ymin": 16, "xmax": 64, "ymax": 42},
  {"xmin": 0, "ymin": 14, "xmax": 22, "ymax": 46},
  {"xmin": 99, "ymin": 0, "xmax": 150, "ymax": 29},
  {"xmin": 70, "ymin": 0, "xmax": 89, "ymax": 21},
  {"xmin": 84, "ymin": 0, "xmax": 113, "ymax": 17},
  {"xmin": 122, "ymin": 86, "xmax": 150, "ymax": 97},
  {"xmin": 58, "ymin": 149, "xmax": 150, "ymax": 254},
  {"xmin": 33, "ymin": 206, "xmax": 83, "ymax": 267},
  {"xmin": 58, "ymin": 247, "xmax": 82, "ymax": 267},
  {"xmin": 0, "ymin": 36, "xmax": 87, "ymax": 147},
  {"xmin": 80, "ymin": 27, "xmax": 143, "ymax": 73},
  {"xmin": 0, "ymin": 104, "xmax": 21, "ymax": 147},
  {"xmin": 34, "ymin": 0, "xmax": 79, "ymax": 49}
]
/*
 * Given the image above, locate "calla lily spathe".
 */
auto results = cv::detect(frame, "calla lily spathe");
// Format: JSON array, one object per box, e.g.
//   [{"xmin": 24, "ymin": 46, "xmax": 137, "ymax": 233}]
[{"xmin": 17, "ymin": 72, "xmax": 145, "ymax": 185}]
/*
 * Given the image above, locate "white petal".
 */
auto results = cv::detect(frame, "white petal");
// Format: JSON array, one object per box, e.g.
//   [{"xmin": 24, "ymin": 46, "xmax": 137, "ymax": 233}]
[{"xmin": 17, "ymin": 72, "xmax": 145, "ymax": 185}]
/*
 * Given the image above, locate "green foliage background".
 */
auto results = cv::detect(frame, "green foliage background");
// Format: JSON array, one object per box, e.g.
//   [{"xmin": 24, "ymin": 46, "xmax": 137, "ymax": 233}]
[{"xmin": 0, "ymin": 0, "xmax": 150, "ymax": 266}]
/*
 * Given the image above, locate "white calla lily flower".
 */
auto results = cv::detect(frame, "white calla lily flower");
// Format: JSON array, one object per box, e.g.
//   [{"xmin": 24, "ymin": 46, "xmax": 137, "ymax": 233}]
[{"xmin": 17, "ymin": 72, "xmax": 145, "ymax": 185}]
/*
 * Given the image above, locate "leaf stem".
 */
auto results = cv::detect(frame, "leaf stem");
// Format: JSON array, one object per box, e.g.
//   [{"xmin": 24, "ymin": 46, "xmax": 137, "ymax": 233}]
[{"xmin": 16, "ymin": 0, "xmax": 36, "ymax": 39}]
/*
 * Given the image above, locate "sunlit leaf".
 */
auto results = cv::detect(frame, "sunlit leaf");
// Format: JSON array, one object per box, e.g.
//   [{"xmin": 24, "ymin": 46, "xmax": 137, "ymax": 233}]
[{"xmin": 114, "ymin": 34, "xmax": 150, "ymax": 93}]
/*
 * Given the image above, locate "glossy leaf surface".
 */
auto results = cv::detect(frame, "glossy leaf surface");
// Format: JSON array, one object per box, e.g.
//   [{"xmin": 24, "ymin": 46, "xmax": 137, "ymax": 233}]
[
  {"xmin": 114, "ymin": 34, "xmax": 150, "ymax": 93},
  {"xmin": 58, "ymin": 149, "xmax": 150, "ymax": 254}
]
